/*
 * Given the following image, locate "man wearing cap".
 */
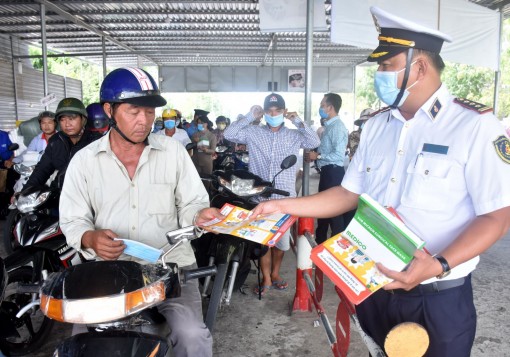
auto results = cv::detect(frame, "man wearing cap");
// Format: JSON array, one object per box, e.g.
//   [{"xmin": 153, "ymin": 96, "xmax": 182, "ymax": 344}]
[
  {"xmin": 347, "ymin": 108, "xmax": 375, "ymax": 161},
  {"xmin": 224, "ymin": 93, "xmax": 320, "ymax": 296},
  {"xmin": 186, "ymin": 109, "xmax": 210, "ymax": 138},
  {"xmin": 250, "ymin": 7, "xmax": 510, "ymax": 355},
  {"xmin": 305, "ymin": 93, "xmax": 348, "ymax": 244}
]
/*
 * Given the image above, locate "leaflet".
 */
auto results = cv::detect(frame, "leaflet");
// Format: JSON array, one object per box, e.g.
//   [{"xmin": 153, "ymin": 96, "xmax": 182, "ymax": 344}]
[{"xmin": 201, "ymin": 203, "xmax": 296, "ymax": 246}]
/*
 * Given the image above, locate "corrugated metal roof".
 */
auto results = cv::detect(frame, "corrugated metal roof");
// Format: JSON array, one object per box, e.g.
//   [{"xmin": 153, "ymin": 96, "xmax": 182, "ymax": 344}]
[{"xmin": 0, "ymin": 0, "xmax": 508, "ymax": 68}]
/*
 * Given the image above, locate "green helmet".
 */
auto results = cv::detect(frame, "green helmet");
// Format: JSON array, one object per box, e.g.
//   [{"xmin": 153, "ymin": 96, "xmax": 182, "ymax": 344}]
[{"xmin": 55, "ymin": 97, "xmax": 88, "ymax": 120}]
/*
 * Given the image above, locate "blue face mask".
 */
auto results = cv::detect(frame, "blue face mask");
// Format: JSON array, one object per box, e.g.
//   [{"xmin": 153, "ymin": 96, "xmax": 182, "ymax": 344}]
[
  {"xmin": 374, "ymin": 61, "xmax": 418, "ymax": 107},
  {"xmin": 319, "ymin": 107, "xmax": 328, "ymax": 119},
  {"xmin": 164, "ymin": 120, "xmax": 176, "ymax": 130},
  {"xmin": 264, "ymin": 113, "xmax": 284, "ymax": 127},
  {"xmin": 197, "ymin": 124, "xmax": 204, "ymax": 131}
]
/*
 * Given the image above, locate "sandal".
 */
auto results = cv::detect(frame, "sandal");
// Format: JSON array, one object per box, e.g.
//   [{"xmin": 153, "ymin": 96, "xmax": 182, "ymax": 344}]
[
  {"xmin": 253, "ymin": 285, "xmax": 271, "ymax": 297},
  {"xmin": 272, "ymin": 280, "xmax": 288, "ymax": 290}
]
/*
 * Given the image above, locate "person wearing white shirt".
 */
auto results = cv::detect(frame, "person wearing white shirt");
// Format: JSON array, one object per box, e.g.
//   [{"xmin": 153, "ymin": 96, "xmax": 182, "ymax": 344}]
[{"xmin": 250, "ymin": 7, "xmax": 510, "ymax": 356}]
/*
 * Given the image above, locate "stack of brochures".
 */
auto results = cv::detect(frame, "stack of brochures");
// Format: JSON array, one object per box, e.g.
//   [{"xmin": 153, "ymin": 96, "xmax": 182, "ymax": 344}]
[{"xmin": 310, "ymin": 194, "xmax": 425, "ymax": 305}]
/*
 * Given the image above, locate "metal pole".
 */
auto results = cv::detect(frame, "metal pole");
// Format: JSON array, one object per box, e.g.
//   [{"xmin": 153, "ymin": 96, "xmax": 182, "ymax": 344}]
[
  {"xmin": 302, "ymin": 0, "xmax": 314, "ymax": 196},
  {"xmin": 40, "ymin": 3, "xmax": 49, "ymax": 109},
  {"xmin": 10, "ymin": 37, "xmax": 19, "ymax": 122},
  {"xmin": 493, "ymin": 8, "xmax": 504, "ymax": 117},
  {"xmin": 271, "ymin": 34, "xmax": 276, "ymax": 91},
  {"xmin": 102, "ymin": 36, "xmax": 107, "ymax": 78}
]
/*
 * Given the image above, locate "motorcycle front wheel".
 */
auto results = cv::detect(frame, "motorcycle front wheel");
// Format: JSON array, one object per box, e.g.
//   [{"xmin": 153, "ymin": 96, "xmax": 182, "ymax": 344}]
[
  {"xmin": 1, "ymin": 266, "xmax": 54, "ymax": 356},
  {"xmin": 204, "ymin": 262, "xmax": 228, "ymax": 333},
  {"xmin": 2, "ymin": 209, "xmax": 21, "ymax": 254}
]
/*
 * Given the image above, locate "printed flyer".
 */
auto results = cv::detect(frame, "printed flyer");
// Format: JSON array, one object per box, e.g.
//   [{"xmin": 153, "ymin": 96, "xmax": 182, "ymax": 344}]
[{"xmin": 201, "ymin": 203, "xmax": 297, "ymax": 246}]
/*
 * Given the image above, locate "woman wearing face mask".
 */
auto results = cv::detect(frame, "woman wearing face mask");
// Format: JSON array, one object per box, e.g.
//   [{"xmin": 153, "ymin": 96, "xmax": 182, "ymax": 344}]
[
  {"xmin": 191, "ymin": 115, "xmax": 217, "ymax": 175},
  {"xmin": 158, "ymin": 108, "xmax": 191, "ymax": 148}
]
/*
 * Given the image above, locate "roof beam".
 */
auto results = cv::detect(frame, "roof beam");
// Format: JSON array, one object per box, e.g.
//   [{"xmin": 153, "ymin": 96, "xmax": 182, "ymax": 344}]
[{"xmin": 32, "ymin": 0, "xmax": 157, "ymax": 65}]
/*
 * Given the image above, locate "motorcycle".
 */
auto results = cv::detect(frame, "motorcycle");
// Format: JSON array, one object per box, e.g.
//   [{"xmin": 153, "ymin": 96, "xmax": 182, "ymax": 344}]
[
  {"xmin": 0, "ymin": 185, "xmax": 84, "ymax": 355},
  {"xmin": 17, "ymin": 226, "xmax": 216, "ymax": 357},
  {"xmin": 198, "ymin": 154, "xmax": 297, "ymax": 333}
]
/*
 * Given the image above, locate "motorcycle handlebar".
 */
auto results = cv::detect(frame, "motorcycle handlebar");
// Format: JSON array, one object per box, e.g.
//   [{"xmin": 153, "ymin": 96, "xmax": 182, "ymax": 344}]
[
  {"xmin": 267, "ymin": 188, "xmax": 290, "ymax": 197},
  {"xmin": 182, "ymin": 266, "xmax": 217, "ymax": 283}
]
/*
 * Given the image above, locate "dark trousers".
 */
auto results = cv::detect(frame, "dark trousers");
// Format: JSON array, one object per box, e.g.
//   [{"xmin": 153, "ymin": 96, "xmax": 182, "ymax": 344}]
[
  {"xmin": 356, "ymin": 275, "xmax": 476, "ymax": 357},
  {"xmin": 315, "ymin": 164, "xmax": 345, "ymax": 244}
]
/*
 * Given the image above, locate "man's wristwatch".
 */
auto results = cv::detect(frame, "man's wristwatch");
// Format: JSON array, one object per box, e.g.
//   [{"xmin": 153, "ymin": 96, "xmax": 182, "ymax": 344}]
[{"xmin": 434, "ymin": 255, "xmax": 451, "ymax": 279}]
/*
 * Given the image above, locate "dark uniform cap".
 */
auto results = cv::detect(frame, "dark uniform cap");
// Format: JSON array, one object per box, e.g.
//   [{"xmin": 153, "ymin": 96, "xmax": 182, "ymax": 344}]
[
  {"xmin": 367, "ymin": 6, "xmax": 453, "ymax": 62},
  {"xmin": 264, "ymin": 93, "xmax": 286, "ymax": 111},
  {"xmin": 194, "ymin": 109, "xmax": 210, "ymax": 117}
]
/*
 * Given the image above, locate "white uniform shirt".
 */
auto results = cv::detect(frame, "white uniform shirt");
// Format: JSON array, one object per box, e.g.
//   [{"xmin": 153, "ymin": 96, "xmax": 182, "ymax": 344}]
[
  {"xmin": 156, "ymin": 127, "xmax": 191, "ymax": 147},
  {"xmin": 343, "ymin": 85, "xmax": 510, "ymax": 281},
  {"xmin": 60, "ymin": 132, "xmax": 209, "ymax": 267}
]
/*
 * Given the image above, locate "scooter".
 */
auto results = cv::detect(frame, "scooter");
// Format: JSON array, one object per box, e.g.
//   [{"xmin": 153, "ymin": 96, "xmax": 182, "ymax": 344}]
[
  {"xmin": 0, "ymin": 185, "xmax": 84, "ymax": 356},
  {"xmin": 17, "ymin": 226, "xmax": 216, "ymax": 357},
  {"xmin": 198, "ymin": 154, "xmax": 297, "ymax": 333}
]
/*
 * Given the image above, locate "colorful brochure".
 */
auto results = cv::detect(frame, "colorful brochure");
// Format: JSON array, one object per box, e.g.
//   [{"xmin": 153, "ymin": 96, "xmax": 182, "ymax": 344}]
[
  {"xmin": 201, "ymin": 203, "xmax": 297, "ymax": 246},
  {"xmin": 310, "ymin": 193, "xmax": 425, "ymax": 305}
]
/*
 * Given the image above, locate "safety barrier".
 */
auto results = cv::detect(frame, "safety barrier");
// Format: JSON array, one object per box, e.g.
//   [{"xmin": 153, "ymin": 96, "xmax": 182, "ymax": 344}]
[{"xmin": 291, "ymin": 217, "xmax": 385, "ymax": 357}]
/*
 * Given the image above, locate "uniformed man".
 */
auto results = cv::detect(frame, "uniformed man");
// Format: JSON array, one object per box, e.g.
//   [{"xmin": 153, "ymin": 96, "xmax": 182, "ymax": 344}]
[
  {"xmin": 347, "ymin": 107, "xmax": 375, "ymax": 160},
  {"xmin": 250, "ymin": 6, "xmax": 510, "ymax": 356}
]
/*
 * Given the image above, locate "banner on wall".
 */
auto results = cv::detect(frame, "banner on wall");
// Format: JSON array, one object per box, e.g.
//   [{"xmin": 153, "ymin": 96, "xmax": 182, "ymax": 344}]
[{"xmin": 288, "ymin": 69, "xmax": 305, "ymax": 92}]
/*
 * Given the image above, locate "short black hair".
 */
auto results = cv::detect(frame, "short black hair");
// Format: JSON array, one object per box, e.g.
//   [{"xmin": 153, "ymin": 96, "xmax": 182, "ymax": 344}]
[
  {"xmin": 323, "ymin": 93, "xmax": 342, "ymax": 113},
  {"xmin": 413, "ymin": 49, "xmax": 446, "ymax": 73}
]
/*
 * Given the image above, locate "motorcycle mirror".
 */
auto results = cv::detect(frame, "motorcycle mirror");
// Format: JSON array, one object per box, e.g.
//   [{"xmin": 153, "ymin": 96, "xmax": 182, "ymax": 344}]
[
  {"xmin": 185, "ymin": 143, "xmax": 197, "ymax": 151},
  {"xmin": 272, "ymin": 154, "xmax": 298, "ymax": 186},
  {"xmin": 8, "ymin": 143, "xmax": 19, "ymax": 151},
  {"xmin": 280, "ymin": 155, "xmax": 297, "ymax": 170}
]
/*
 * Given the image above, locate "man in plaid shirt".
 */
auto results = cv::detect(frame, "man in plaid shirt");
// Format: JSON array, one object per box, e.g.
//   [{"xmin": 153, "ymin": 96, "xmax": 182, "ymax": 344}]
[{"xmin": 225, "ymin": 93, "xmax": 320, "ymax": 296}]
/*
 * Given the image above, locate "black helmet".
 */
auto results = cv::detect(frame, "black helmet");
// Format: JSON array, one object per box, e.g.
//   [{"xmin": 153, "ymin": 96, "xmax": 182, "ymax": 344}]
[{"xmin": 55, "ymin": 98, "xmax": 88, "ymax": 121}]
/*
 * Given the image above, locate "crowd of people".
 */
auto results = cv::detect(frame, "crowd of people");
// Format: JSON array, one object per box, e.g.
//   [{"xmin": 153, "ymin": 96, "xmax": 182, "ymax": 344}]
[{"xmin": 1, "ymin": 5, "xmax": 510, "ymax": 357}]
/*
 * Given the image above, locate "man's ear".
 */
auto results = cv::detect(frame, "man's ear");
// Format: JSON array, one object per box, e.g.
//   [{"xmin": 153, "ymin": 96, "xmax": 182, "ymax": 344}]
[
  {"xmin": 415, "ymin": 57, "xmax": 428, "ymax": 81},
  {"xmin": 102, "ymin": 103, "xmax": 113, "ymax": 119}
]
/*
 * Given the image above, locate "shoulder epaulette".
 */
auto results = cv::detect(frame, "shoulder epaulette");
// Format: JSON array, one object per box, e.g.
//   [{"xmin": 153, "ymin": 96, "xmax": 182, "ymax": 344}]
[
  {"xmin": 369, "ymin": 106, "xmax": 391, "ymax": 118},
  {"xmin": 454, "ymin": 98, "xmax": 493, "ymax": 114}
]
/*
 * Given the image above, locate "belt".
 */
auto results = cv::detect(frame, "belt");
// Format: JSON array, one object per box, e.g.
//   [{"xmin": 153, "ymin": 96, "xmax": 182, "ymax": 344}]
[{"xmin": 388, "ymin": 277, "xmax": 466, "ymax": 295}]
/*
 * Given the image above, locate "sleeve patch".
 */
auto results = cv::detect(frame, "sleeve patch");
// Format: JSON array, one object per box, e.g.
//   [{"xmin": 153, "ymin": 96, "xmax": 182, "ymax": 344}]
[
  {"xmin": 454, "ymin": 98, "xmax": 493, "ymax": 114},
  {"xmin": 493, "ymin": 135, "xmax": 510, "ymax": 164}
]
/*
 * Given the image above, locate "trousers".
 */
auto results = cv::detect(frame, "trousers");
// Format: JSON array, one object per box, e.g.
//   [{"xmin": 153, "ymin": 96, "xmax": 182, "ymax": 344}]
[
  {"xmin": 315, "ymin": 164, "xmax": 345, "ymax": 244},
  {"xmin": 355, "ymin": 275, "xmax": 476, "ymax": 357}
]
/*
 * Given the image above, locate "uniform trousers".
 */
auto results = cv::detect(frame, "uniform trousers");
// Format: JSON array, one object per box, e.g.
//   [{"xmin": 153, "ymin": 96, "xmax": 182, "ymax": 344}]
[
  {"xmin": 355, "ymin": 275, "xmax": 476, "ymax": 357},
  {"xmin": 315, "ymin": 164, "xmax": 345, "ymax": 244}
]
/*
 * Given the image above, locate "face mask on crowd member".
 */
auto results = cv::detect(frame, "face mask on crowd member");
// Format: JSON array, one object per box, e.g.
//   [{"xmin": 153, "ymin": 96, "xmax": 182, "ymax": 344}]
[
  {"xmin": 164, "ymin": 119, "xmax": 176, "ymax": 130},
  {"xmin": 374, "ymin": 61, "xmax": 418, "ymax": 107},
  {"xmin": 264, "ymin": 113, "xmax": 285, "ymax": 127},
  {"xmin": 319, "ymin": 107, "xmax": 328, "ymax": 119}
]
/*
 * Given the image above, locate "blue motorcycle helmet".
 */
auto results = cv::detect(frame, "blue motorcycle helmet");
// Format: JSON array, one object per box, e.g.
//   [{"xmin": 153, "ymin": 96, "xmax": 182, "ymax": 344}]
[
  {"xmin": 100, "ymin": 67, "xmax": 167, "ymax": 144},
  {"xmin": 86, "ymin": 103, "xmax": 109, "ymax": 134}
]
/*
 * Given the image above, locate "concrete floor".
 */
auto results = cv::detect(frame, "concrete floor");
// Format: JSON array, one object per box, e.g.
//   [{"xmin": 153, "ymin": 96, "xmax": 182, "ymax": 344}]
[{"xmin": 2, "ymin": 171, "xmax": 510, "ymax": 356}]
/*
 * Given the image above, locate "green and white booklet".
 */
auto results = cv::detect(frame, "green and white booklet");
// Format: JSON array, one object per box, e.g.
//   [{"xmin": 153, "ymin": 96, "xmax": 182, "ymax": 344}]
[{"xmin": 311, "ymin": 193, "xmax": 426, "ymax": 305}]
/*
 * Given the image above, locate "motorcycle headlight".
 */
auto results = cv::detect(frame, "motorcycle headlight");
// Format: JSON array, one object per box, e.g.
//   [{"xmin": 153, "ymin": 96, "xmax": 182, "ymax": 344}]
[
  {"xmin": 16, "ymin": 191, "xmax": 50, "ymax": 213},
  {"xmin": 218, "ymin": 175, "xmax": 265, "ymax": 196},
  {"xmin": 237, "ymin": 153, "xmax": 249, "ymax": 164},
  {"xmin": 40, "ymin": 280, "xmax": 165, "ymax": 324}
]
